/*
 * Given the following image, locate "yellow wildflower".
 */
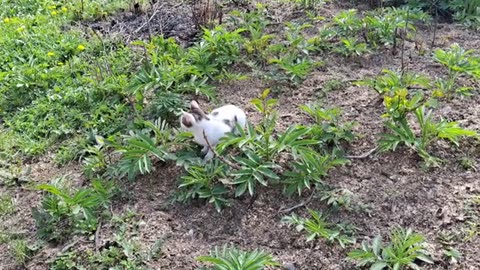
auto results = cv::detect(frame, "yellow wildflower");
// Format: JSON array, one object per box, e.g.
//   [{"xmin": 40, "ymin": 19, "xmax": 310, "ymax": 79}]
[
  {"xmin": 62, "ymin": 7, "xmax": 68, "ymax": 13},
  {"xmin": 384, "ymin": 96, "xmax": 392, "ymax": 107},
  {"xmin": 47, "ymin": 52, "xmax": 55, "ymax": 57},
  {"xmin": 77, "ymin": 44, "xmax": 86, "ymax": 51},
  {"xmin": 58, "ymin": 62, "xmax": 64, "ymax": 66},
  {"xmin": 433, "ymin": 90, "xmax": 444, "ymax": 98},
  {"xmin": 51, "ymin": 11, "xmax": 58, "ymax": 16},
  {"xmin": 3, "ymin": 18, "xmax": 10, "ymax": 23}
]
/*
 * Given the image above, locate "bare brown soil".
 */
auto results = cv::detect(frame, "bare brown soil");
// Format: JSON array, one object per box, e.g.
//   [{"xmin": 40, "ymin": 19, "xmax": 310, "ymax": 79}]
[{"xmin": 1, "ymin": 1, "xmax": 479, "ymax": 270}]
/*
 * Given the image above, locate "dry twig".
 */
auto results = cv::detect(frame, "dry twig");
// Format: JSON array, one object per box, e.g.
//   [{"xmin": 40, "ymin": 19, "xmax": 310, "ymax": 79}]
[
  {"xmin": 134, "ymin": 3, "xmax": 165, "ymax": 33},
  {"xmin": 95, "ymin": 221, "xmax": 102, "ymax": 253},
  {"xmin": 345, "ymin": 146, "xmax": 378, "ymax": 159},
  {"xmin": 202, "ymin": 130, "xmax": 240, "ymax": 170},
  {"xmin": 278, "ymin": 190, "xmax": 316, "ymax": 213}
]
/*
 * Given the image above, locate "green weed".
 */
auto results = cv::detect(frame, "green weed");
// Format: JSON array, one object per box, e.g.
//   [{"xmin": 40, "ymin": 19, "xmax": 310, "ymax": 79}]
[
  {"xmin": 0, "ymin": 6, "xmax": 138, "ymax": 156},
  {"xmin": 301, "ymin": 103, "xmax": 355, "ymax": 148},
  {"xmin": 10, "ymin": 238, "xmax": 40, "ymax": 266},
  {"xmin": 177, "ymin": 160, "xmax": 230, "ymax": 212},
  {"xmin": 32, "ymin": 177, "xmax": 116, "ymax": 241},
  {"xmin": 348, "ymin": 228, "xmax": 433, "ymax": 270},
  {"xmin": 404, "ymin": 0, "xmax": 480, "ymax": 29},
  {"xmin": 379, "ymin": 106, "xmax": 478, "ymax": 167},
  {"xmin": 336, "ymin": 38, "xmax": 370, "ymax": 58},
  {"xmin": 51, "ymin": 211, "xmax": 164, "ymax": 270},
  {"xmin": 282, "ymin": 209, "xmax": 356, "ymax": 248},
  {"xmin": 0, "ymin": 193, "xmax": 15, "ymax": 217},
  {"xmin": 107, "ymin": 118, "xmax": 181, "ymax": 181},
  {"xmin": 323, "ymin": 79, "xmax": 347, "ymax": 93},
  {"xmin": 356, "ymin": 69, "xmax": 430, "ymax": 96},
  {"xmin": 197, "ymin": 245, "xmax": 279, "ymax": 270},
  {"xmin": 443, "ymin": 247, "xmax": 461, "ymax": 264},
  {"xmin": 433, "ymin": 43, "xmax": 480, "ymax": 98},
  {"xmin": 229, "ymin": 5, "xmax": 274, "ymax": 58}
]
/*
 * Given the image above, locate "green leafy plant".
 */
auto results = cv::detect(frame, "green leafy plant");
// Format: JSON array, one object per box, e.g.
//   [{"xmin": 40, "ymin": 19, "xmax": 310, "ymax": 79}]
[
  {"xmin": 51, "ymin": 210, "xmax": 164, "ymax": 270},
  {"xmin": 433, "ymin": 43, "xmax": 480, "ymax": 97},
  {"xmin": 332, "ymin": 9, "xmax": 363, "ymax": 37},
  {"xmin": 282, "ymin": 209, "xmax": 356, "ymax": 248},
  {"xmin": 336, "ymin": 38, "xmax": 369, "ymax": 57},
  {"xmin": 379, "ymin": 106, "xmax": 478, "ymax": 166},
  {"xmin": 269, "ymin": 56, "xmax": 316, "ymax": 86},
  {"xmin": 107, "ymin": 118, "xmax": 178, "ymax": 181},
  {"xmin": 197, "ymin": 245, "xmax": 279, "ymax": 270},
  {"xmin": 348, "ymin": 228, "xmax": 434, "ymax": 270},
  {"xmin": 356, "ymin": 69, "xmax": 430, "ymax": 96},
  {"xmin": 144, "ymin": 91, "xmax": 187, "ymax": 124},
  {"xmin": 231, "ymin": 150, "xmax": 280, "ymax": 197},
  {"xmin": 0, "ymin": 193, "xmax": 15, "ymax": 216},
  {"xmin": 31, "ymin": 177, "xmax": 116, "ymax": 241},
  {"xmin": 404, "ymin": 0, "xmax": 480, "ymax": 29},
  {"xmin": 300, "ymin": 103, "xmax": 355, "ymax": 148},
  {"xmin": 282, "ymin": 149, "xmax": 346, "ymax": 196},
  {"xmin": 229, "ymin": 5, "xmax": 274, "ymax": 58},
  {"xmin": 363, "ymin": 7, "xmax": 429, "ymax": 47},
  {"xmin": 267, "ymin": 22, "xmax": 320, "ymax": 86},
  {"xmin": 10, "ymin": 239, "xmax": 37, "ymax": 266},
  {"xmin": 319, "ymin": 188, "xmax": 353, "ymax": 210},
  {"xmin": 443, "ymin": 247, "xmax": 461, "ymax": 264},
  {"xmin": 291, "ymin": 0, "xmax": 325, "ymax": 9},
  {"xmin": 177, "ymin": 160, "xmax": 230, "ymax": 212}
]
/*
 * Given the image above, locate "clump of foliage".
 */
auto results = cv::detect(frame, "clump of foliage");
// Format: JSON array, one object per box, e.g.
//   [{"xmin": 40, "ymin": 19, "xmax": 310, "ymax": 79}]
[
  {"xmin": 267, "ymin": 22, "xmax": 321, "ymax": 86},
  {"xmin": 322, "ymin": 7, "xmax": 429, "ymax": 56},
  {"xmin": 32, "ymin": 177, "xmax": 116, "ymax": 241},
  {"xmin": 379, "ymin": 105, "xmax": 477, "ymax": 166},
  {"xmin": 197, "ymin": 245, "xmax": 279, "ymax": 270},
  {"xmin": 282, "ymin": 209, "xmax": 356, "ymax": 248},
  {"xmin": 401, "ymin": 0, "xmax": 480, "ymax": 29},
  {"xmin": 0, "ymin": 193, "xmax": 15, "ymax": 216},
  {"xmin": 359, "ymin": 69, "xmax": 477, "ymax": 166},
  {"xmin": 130, "ymin": 26, "xmax": 244, "ymax": 103},
  {"xmin": 348, "ymin": 227, "xmax": 434, "ymax": 270},
  {"xmin": 9, "ymin": 238, "xmax": 40, "ymax": 266},
  {"xmin": 176, "ymin": 160, "xmax": 231, "ymax": 211},
  {"xmin": 51, "ymin": 210, "xmax": 164, "ymax": 270},
  {"xmin": 433, "ymin": 43, "xmax": 480, "ymax": 98},
  {"xmin": 229, "ymin": 4, "xmax": 274, "ymax": 59},
  {"xmin": 106, "ymin": 118, "xmax": 186, "ymax": 181}
]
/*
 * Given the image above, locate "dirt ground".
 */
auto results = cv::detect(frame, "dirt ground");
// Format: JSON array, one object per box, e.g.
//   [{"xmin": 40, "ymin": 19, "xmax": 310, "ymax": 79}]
[{"xmin": 1, "ymin": 0, "xmax": 479, "ymax": 269}]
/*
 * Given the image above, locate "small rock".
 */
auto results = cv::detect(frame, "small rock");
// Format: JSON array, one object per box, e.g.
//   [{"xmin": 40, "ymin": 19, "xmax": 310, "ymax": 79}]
[{"xmin": 283, "ymin": 262, "xmax": 296, "ymax": 270}]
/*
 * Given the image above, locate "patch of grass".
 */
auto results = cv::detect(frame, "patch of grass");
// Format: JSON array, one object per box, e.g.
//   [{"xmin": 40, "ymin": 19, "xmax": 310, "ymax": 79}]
[
  {"xmin": 0, "ymin": 0, "xmax": 141, "ymax": 157},
  {"xmin": 51, "ymin": 210, "xmax": 165, "ymax": 270},
  {"xmin": 9, "ymin": 238, "xmax": 39, "ymax": 266},
  {"xmin": 323, "ymin": 79, "xmax": 347, "ymax": 93},
  {"xmin": 0, "ymin": 193, "xmax": 15, "ymax": 217}
]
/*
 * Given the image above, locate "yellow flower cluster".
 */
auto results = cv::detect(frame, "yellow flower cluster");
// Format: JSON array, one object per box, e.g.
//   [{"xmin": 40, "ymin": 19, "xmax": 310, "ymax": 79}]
[{"xmin": 48, "ymin": 5, "xmax": 68, "ymax": 16}]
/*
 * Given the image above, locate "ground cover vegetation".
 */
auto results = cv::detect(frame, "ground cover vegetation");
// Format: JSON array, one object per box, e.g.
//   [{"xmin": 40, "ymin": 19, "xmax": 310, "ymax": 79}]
[{"xmin": 0, "ymin": 0, "xmax": 479, "ymax": 269}]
